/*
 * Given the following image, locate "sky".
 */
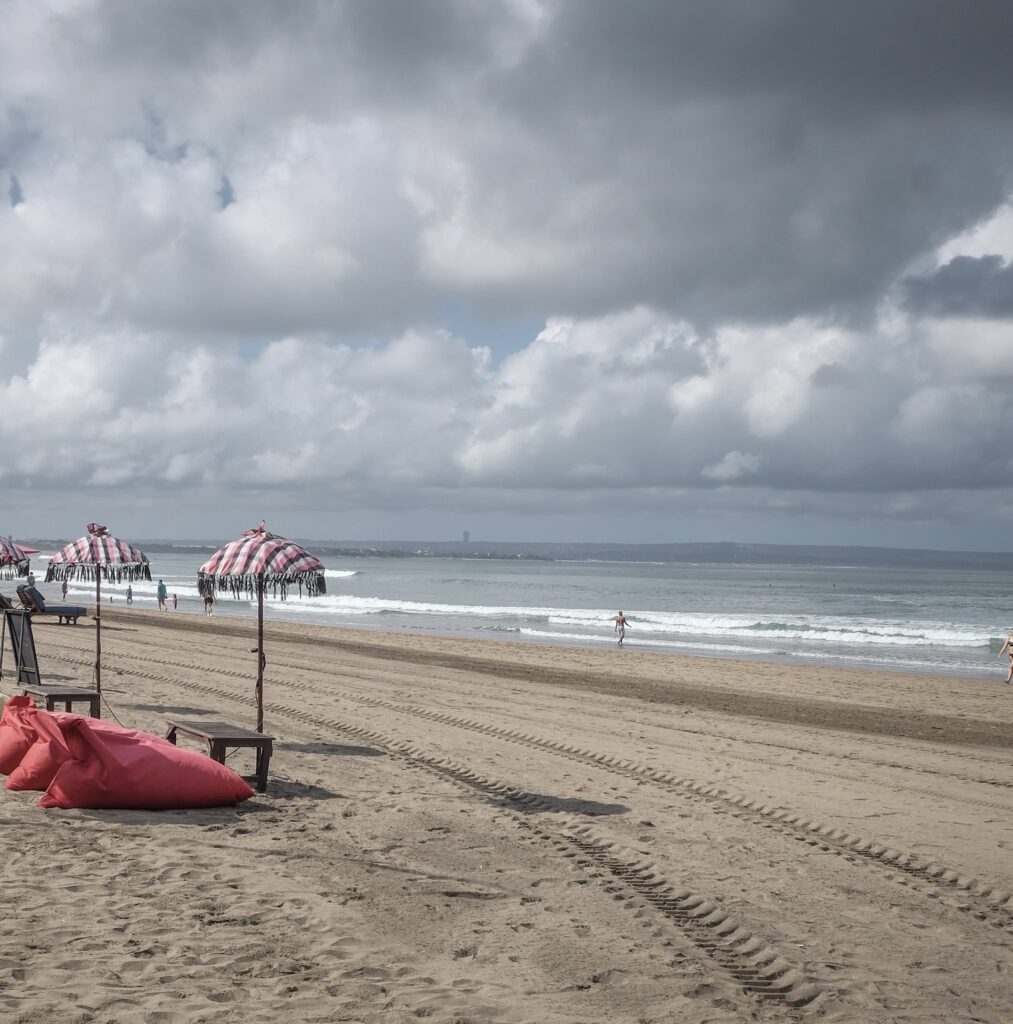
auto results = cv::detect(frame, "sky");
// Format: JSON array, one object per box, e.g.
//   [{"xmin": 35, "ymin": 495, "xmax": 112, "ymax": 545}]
[{"xmin": 3, "ymin": 1, "xmax": 1013, "ymax": 549}]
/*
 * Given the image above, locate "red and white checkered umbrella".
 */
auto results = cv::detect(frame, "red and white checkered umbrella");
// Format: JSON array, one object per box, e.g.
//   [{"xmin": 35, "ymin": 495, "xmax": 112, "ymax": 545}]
[
  {"xmin": 45, "ymin": 524, "xmax": 152, "ymax": 697},
  {"xmin": 198, "ymin": 522, "xmax": 326, "ymax": 731},
  {"xmin": 198, "ymin": 521, "xmax": 326, "ymax": 599},
  {"xmin": 46, "ymin": 523, "xmax": 151, "ymax": 583},
  {"xmin": 0, "ymin": 538, "xmax": 31, "ymax": 580}
]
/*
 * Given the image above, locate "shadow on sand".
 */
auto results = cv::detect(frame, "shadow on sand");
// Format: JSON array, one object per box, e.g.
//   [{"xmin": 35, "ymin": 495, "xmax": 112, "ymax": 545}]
[
  {"xmin": 129, "ymin": 703, "xmax": 219, "ymax": 717},
  {"xmin": 498, "ymin": 792, "xmax": 628, "ymax": 817},
  {"xmin": 281, "ymin": 740, "xmax": 385, "ymax": 757}
]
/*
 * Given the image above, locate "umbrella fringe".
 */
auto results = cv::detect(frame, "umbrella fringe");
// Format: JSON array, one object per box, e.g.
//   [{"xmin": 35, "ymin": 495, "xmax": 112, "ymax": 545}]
[
  {"xmin": 45, "ymin": 563, "xmax": 153, "ymax": 584},
  {"xmin": 0, "ymin": 563, "xmax": 29, "ymax": 580},
  {"xmin": 197, "ymin": 570, "xmax": 327, "ymax": 600}
]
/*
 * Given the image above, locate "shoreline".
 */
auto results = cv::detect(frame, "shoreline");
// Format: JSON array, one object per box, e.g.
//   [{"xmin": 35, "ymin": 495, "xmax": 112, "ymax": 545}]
[
  {"xmin": 86, "ymin": 596, "xmax": 1007, "ymax": 682},
  {"xmin": 94, "ymin": 609, "xmax": 1013, "ymax": 750}
]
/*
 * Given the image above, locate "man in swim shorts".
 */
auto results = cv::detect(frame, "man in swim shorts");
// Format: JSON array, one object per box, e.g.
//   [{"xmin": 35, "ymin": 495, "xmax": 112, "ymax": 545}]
[
  {"xmin": 999, "ymin": 629, "xmax": 1013, "ymax": 683},
  {"xmin": 614, "ymin": 611, "xmax": 628, "ymax": 647}
]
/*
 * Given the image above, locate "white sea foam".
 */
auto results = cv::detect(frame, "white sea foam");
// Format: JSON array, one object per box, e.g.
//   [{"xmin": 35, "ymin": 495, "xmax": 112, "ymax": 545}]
[
  {"xmin": 518, "ymin": 628, "xmax": 773, "ymax": 655},
  {"xmin": 325, "ymin": 569, "xmax": 359, "ymax": 579},
  {"xmin": 257, "ymin": 593, "xmax": 991, "ymax": 649}
]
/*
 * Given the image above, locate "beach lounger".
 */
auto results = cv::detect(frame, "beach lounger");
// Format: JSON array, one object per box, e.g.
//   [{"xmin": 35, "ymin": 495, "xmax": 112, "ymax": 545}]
[{"xmin": 16, "ymin": 584, "xmax": 87, "ymax": 625}]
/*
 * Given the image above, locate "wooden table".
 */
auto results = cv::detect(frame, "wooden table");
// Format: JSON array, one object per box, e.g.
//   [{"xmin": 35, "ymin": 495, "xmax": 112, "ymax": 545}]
[
  {"xmin": 22, "ymin": 684, "xmax": 100, "ymax": 717},
  {"xmin": 164, "ymin": 719, "xmax": 274, "ymax": 793}
]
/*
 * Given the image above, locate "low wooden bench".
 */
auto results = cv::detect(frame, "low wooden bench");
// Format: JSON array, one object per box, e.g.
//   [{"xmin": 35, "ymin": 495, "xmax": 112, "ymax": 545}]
[
  {"xmin": 22, "ymin": 684, "xmax": 100, "ymax": 717},
  {"xmin": 164, "ymin": 719, "xmax": 274, "ymax": 793}
]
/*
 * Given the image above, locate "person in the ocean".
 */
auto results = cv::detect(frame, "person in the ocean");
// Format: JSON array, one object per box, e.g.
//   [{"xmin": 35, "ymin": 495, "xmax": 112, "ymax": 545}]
[
  {"xmin": 614, "ymin": 611, "xmax": 628, "ymax": 647},
  {"xmin": 999, "ymin": 629, "xmax": 1013, "ymax": 683},
  {"xmin": 156, "ymin": 579, "xmax": 167, "ymax": 611},
  {"xmin": 126, "ymin": 584, "xmax": 133, "ymax": 605}
]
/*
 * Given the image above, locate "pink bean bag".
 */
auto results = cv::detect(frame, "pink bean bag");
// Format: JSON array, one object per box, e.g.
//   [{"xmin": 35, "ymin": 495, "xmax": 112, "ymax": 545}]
[
  {"xmin": 0, "ymin": 696, "xmax": 39, "ymax": 774},
  {"xmin": 0, "ymin": 699, "xmax": 254, "ymax": 809},
  {"xmin": 6, "ymin": 711, "xmax": 79, "ymax": 791}
]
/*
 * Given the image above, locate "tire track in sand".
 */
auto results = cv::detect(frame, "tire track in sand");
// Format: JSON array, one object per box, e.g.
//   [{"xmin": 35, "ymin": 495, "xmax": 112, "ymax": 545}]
[
  {"xmin": 42, "ymin": 637, "xmax": 1013, "ymax": 939},
  {"xmin": 40, "ymin": 642, "xmax": 822, "ymax": 1012}
]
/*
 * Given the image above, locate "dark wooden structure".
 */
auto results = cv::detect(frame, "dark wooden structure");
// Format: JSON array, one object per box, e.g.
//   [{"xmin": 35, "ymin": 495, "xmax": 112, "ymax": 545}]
[
  {"xmin": 21, "ymin": 683, "xmax": 100, "ymax": 717},
  {"xmin": 165, "ymin": 719, "xmax": 274, "ymax": 793},
  {"xmin": 2, "ymin": 608, "xmax": 42, "ymax": 686}
]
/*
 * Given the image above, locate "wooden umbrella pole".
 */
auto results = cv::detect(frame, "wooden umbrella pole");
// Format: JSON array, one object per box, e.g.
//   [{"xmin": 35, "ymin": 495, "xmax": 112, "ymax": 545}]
[
  {"xmin": 95, "ymin": 571, "xmax": 102, "ymax": 694},
  {"xmin": 256, "ymin": 575, "xmax": 265, "ymax": 732}
]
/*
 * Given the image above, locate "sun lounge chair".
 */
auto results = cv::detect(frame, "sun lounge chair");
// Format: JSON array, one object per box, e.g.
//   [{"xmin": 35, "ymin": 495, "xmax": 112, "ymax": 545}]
[{"xmin": 16, "ymin": 584, "xmax": 87, "ymax": 625}]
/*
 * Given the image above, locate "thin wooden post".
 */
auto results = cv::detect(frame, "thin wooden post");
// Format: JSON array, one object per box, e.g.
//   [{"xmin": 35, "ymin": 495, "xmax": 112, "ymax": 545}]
[
  {"xmin": 95, "ymin": 571, "xmax": 102, "ymax": 694},
  {"xmin": 255, "ymin": 575, "xmax": 265, "ymax": 732}
]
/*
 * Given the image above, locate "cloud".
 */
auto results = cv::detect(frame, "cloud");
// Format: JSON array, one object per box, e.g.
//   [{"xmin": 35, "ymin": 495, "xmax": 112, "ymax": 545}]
[
  {"xmin": 3, "ymin": 2, "xmax": 1013, "ymax": 544},
  {"xmin": 3, "ymin": 0, "xmax": 1013, "ymax": 340},
  {"xmin": 702, "ymin": 451, "xmax": 763, "ymax": 482},
  {"xmin": 903, "ymin": 255, "xmax": 1013, "ymax": 319}
]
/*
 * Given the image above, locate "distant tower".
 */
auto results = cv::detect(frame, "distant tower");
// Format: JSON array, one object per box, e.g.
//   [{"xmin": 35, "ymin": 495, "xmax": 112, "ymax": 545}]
[{"xmin": 463, "ymin": 530, "xmax": 470, "ymax": 544}]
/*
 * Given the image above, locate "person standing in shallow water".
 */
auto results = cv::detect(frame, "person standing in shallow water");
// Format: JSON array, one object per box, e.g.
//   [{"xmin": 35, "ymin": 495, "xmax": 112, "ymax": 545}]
[
  {"xmin": 999, "ymin": 629, "xmax": 1013, "ymax": 684},
  {"xmin": 156, "ymin": 579, "xmax": 167, "ymax": 611},
  {"xmin": 614, "ymin": 611, "xmax": 628, "ymax": 647}
]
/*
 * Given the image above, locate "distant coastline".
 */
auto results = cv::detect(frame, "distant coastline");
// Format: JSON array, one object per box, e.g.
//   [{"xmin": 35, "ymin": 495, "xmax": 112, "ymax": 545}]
[{"xmin": 20, "ymin": 538, "xmax": 1013, "ymax": 571}]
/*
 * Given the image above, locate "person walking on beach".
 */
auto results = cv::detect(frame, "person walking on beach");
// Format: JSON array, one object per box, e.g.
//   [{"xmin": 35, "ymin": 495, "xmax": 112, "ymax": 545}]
[
  {"xmin": 614, "ymin": 611, "xmax": 628, "ymax": 647},
  {"xmin": 999, "ymin": 629, "xmax": 1013, "ymax": 683},
  {"xmin": 126, "ymin": 584, "xmax": 133, "ymax": 605},
  {"xmin": 172, "ymin": 593, "xmax": 178, "ymax": 610},
  {"xmin": 156, "ymin": 579, "xmax": 167, "ymax": 611},
  {"xmin": 61, "ymin": 579, "xmax": 68, "ymax": 600},
  {"xmin": 204, "ymin": 591, "xmax": 215, "ymax": 617}
]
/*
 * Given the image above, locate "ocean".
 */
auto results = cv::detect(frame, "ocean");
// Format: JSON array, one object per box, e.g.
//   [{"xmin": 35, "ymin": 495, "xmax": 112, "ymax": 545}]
[{"xmin": 31, "ymin": 550, "xmax": 1013, "ymax": 680}]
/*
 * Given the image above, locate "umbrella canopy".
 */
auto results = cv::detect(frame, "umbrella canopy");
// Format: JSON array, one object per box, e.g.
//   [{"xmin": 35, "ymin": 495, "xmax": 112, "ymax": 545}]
[
  {"xmin": 46, "ymin": 523, "xmax": 151, "ymax": 583},
  {"xmin": 198, "ymin": 521, "xmax": 326, "ymax": 731},
  {"xmin": 45, "ymin": 523, "xmax": 152, "ymax": 697},
  {"xmin": 0, "ymin": 538, "xmax": 31, "ymax": 580},
  {"xmin": 198, "ymin": 522, "xmax": 326, "ymax": 599}
]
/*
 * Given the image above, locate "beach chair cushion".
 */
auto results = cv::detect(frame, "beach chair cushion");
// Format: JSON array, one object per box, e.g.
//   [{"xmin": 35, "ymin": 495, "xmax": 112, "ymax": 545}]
[
  {"xmin": 16, "ymin": 584, "xmax": 45, "ymax": 611},
  {"xmin": 15, "ymin": 585, "xmax": 86, "ymax": 621},
  {"xmin": 0, "ymin": 696, "xmax": 37, "ymax": 774}
]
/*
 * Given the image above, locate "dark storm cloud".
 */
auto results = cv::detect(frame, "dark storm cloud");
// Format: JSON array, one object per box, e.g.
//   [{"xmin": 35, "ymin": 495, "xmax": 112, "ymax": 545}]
[
  {"xmin": 539, "ymin": 1, "xmax": 1013, "ymax": 113},
  {"xmin": 904, "ymin": 255, "xmax": 1013, "ymax": 319},
  {"xmin": 471, "ymin": 0, "xmax": 1013, "ymax": 324},
  {"xmin": 8, "ymin": 0, "xmax": 1012, "ymax": 331}
]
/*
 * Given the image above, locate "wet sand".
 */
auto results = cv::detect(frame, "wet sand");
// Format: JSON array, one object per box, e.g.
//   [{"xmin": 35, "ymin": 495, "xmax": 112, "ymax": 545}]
[{"xmin": 1, "ymin": 609, "xmax": 1012, "ymax": 1023}]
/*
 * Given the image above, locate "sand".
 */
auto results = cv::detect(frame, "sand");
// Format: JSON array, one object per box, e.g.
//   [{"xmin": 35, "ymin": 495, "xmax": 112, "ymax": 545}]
[{"xmin": 1, "ymin": 609, "xmax": 1012, "ymax": 1024}]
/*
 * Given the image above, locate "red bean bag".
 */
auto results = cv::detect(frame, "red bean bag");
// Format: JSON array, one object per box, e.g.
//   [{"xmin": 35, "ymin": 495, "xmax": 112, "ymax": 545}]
[
  {"xmin": 5, "ymin": 711, "xmax": 77, "ymax": 791},
  {"xmin": 38, "ymin": 715, "xmax": 254, "ymax": 809},
  {"xmin": 0, "ymin": 696, "xmax": 38, "ymax": 775}
]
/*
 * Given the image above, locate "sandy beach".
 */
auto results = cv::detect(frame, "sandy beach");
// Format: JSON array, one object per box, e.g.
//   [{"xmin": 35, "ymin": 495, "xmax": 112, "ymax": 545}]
[{"xmin": 2, "ymin": 610, "xmax": 1012, "ymax": 1024}]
